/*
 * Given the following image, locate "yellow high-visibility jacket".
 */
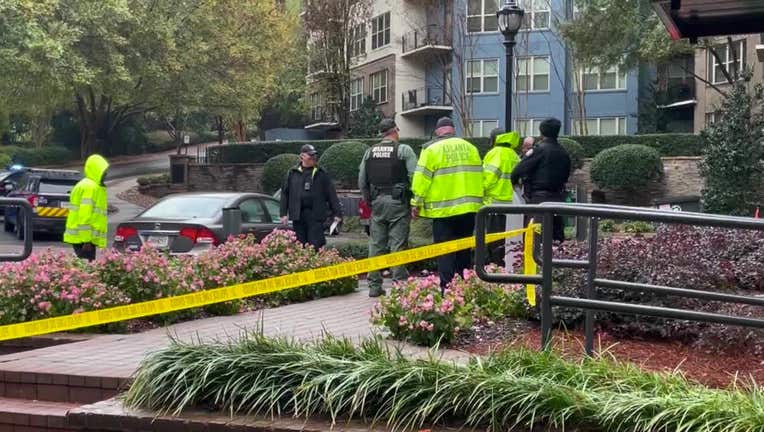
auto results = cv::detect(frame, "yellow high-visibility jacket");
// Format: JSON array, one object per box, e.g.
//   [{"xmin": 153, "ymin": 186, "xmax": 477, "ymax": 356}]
[
  {"xmin": 64, "ymin": 154, "xmax": 110, "ymax": 248},
  {"xmin": 483, "ymin": 131, "xmax": 521, "ymax": 205},
  {"xmin": 410, "ymin": 136, "xmax": 483, "ymax": 218}
]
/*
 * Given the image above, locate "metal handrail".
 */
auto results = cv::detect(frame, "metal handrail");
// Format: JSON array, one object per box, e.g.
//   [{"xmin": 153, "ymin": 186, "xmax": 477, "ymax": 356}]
[
  {"xmin": 0, "ymin": 198, "xmax": 34, "ymax": 262},
  {"xmin": 475, "ymin": 202, "xmax": 764, "ymax": 355}
]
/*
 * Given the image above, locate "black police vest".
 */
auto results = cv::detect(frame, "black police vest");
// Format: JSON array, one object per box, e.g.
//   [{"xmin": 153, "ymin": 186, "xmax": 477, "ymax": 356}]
[{"xmin": 365, "ymin": 142, "xmax": 408, "ymax": 190}]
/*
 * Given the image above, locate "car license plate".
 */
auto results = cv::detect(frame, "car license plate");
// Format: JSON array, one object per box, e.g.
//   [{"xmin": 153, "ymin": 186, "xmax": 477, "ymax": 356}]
[
  {"xmin": 60, "ymin": 202, "xmax": 73, "ymax": 209},
  {"xmin": 146, "ymin": 236, "xmax": 169, "ymax": 248}
]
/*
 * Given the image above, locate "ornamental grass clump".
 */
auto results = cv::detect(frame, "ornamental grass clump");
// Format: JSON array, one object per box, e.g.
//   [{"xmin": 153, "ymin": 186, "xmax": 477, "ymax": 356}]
[{"xmin": 124, "ymin": 333, "xmax": 764, "ymax": 432}]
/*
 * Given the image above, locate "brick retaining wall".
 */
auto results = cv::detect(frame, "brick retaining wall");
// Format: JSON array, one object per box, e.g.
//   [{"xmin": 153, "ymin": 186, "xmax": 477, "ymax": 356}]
[
  {"xmin": 184, "ymin": 157, "xmax": 703, "ymax": 206},
  {"xmin": 569, "ymin": 157, "xmax": 702, "ymax": 205},
  {"xmin": 187, "ymin": 163, "xmax": 266, "ymax": 193}
]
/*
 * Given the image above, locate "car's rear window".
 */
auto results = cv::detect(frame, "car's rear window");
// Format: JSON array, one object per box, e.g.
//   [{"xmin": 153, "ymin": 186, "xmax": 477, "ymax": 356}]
[
  {"xmin": 140, "ymin": 196, "xmax": 225, "ymax": 220},
  {"xmin": 39, "ymin": 180, "xmax": 78, "ymax": 194}
]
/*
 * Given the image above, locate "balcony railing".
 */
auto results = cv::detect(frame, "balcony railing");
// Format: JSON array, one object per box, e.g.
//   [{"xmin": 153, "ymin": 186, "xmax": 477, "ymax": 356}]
[
  {"xmin": 401, "ymin": 25, "xmax": 452, "ymax": 54},
  {"xmin": 401, "ymin": 87, "xmax": 452, "ymax": 113},
  {"xmin": 306, "ymin": 106, "xmax": 340, "ymax": 129},
  {"xmin": 656, "ymin": 79, "xmax": 696, "ymax": 108}
]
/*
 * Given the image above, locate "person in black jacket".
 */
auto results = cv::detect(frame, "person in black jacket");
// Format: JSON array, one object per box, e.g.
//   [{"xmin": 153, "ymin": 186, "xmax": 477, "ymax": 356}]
[
  {"xmin": 510, "ymin": 118, "xmax": 571, "ymax": 242},
  {"xmin": 279, "ymin": 144, "xmax": 342, "ymax": 249}
]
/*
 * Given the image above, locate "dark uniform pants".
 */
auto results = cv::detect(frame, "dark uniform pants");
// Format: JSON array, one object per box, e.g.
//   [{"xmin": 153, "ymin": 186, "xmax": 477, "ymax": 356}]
[
  {"xmin": 73, "ymin": 243, "xmax": 97, "ymax": 261},
  {"xmin": 293, "ymin": 208, "xmax": 326, "ymax": 250},
  {"xmin": 367, "ymin": 195, "xmax": 410, "ymax": 295},
  {"xmin": 432, "ymin": 212, "xmax": 476, "ymax": 291},
  {"xmin": 528, "ymin": 191, "xmax": 565, "ymax": 243}
]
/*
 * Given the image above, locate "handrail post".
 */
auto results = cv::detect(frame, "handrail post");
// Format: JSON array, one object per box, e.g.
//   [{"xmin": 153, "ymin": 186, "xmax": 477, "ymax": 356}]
[
  {"xmin": 584, "ymin": 216, "xmax": 599, "ymax": 356},
  {"xmin": 540, "ymin": 211, "xmax": 554, "ymax": 351}
]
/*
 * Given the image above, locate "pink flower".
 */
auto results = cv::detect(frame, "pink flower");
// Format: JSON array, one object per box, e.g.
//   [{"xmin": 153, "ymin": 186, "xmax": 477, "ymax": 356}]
[{"xmin": 37, "ymin": 301, "xmax": 52, "ymax": 312}]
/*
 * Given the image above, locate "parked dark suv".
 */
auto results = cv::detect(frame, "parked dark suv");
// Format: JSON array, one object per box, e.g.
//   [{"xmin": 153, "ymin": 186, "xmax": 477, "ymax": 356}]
[{"xmin": 3, "ymin": 169, "xmax": 83, "ymax": 239}]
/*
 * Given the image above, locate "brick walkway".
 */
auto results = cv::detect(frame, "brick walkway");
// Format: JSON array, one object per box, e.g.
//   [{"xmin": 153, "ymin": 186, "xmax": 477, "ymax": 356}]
[{"xmin": 0, "ymin": 281, "xmax": 462, "ymax": 381}]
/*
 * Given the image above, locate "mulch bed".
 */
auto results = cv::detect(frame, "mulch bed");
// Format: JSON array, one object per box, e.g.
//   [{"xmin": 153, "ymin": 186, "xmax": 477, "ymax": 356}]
[
  {"xmin": 452, "ymin": 318, "xmax": 764, "ymax": 388},
  {"xmin": 116, "ymin": 186, "xmax": 159, "ymax": 208}
]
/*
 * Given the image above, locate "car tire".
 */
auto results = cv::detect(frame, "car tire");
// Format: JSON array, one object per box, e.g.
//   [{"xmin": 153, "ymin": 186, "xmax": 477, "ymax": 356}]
[{"xmin": 3, "ymin": 218, "xmax": 12, "ymax": 233}]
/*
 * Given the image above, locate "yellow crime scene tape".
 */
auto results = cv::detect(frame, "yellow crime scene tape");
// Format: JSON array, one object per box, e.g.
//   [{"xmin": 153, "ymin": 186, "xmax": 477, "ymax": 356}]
[{"xmin": 0, "ymin": 224, "xmax": 540, "ymax": 342}]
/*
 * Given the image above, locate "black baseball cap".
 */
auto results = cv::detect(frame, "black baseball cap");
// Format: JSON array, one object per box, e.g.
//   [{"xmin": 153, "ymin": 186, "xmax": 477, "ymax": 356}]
[
  {"xmin": 379, "ymin": 118, "xmax": 398, "ymax": 134},
  {"xmin": 300, "ymin": 144, "xmax": 318, "ymax": 155}
]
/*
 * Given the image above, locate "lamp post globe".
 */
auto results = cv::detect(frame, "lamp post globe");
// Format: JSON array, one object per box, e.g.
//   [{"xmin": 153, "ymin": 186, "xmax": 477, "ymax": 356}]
[{"xmin": 497, "ymin": 1, "xmax": 524, "ymax": 132}]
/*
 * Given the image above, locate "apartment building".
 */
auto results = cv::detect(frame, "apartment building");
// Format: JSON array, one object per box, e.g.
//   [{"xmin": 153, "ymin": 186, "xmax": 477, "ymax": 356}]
[
  {"xmin": 305, "ymin": 0, "xmax": 642, "ymax": 138},
  {"xmin": 693, "ymin": 34, "xmax": 764, "ymax": 133}
]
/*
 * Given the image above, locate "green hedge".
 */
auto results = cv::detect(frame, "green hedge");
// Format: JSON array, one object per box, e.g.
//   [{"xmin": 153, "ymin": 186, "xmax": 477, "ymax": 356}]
[
  {"xmin": 262, "ymin": 153, "xmax": 299, "ymax": 194},
  {"xmin": 591, "ymin": 144, "xmax": 664, "ymax": 190},
  {"xmin": 205, "ymin": 133, "xmax": 701, "ymax": 164},
  {"xmin": 569, "ymin": 134, "xmax": 701, "ymax": 158},
  {"xmin": 318, "ymin": 141, "xmax": 369, "ymax": 189},
  {"xmin": 0, "ymin": 145, "xmax": 76, "ymax": 166}
]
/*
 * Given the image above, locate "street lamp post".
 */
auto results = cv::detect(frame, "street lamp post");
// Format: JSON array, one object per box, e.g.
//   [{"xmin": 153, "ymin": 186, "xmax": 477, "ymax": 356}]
[{"xmin": 497, "ymin": 1, "xmax": 525, "ymax": 132}]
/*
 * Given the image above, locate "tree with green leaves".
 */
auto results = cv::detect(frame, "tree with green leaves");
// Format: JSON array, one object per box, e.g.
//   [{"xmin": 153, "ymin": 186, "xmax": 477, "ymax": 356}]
[
  {"xmin": 347, "ymin": 97, "xmax": 383, "ymax": 139},
  {"xmin": 0, "ymin": 0, "xmax": 292, "ymax": 157},
  {"xmin": 699, "ymin": 73, "xmax": 764, "ymax": 216}
]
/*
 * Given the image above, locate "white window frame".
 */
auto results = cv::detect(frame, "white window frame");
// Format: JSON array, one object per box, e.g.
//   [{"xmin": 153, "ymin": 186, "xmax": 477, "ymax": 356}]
[
  {"xmin": 349, "ymin": 78, "xmax": 364, "ymax": 112},
  {"xmin": 705, "ymin": 111, "xmax": 721, "ymax": 127},
  {"xmin": 516, "ymin": 56, "xmax": 550, "ymax": 93},
  {"xmin": 514, "ymin": 119, "xmax": 542, "ymax": 137},
  {"xmin": 518, "ymin": 0, "xmax": 551, "ymax": 31},
  {"xmin": 371, "ymin": 12, "xmax": 391, "ymax": 50},
  {"xmin": 371, "ymin": 70, "xmax": 388, "ymax": 104},
  {"xmin": 574, "ymin": 117, "xmax": 627, "ymax": 136},
  {"xmin": 468, "ymin": 120, "xmax": 499, "ymax": 137},
  {"xmin": 577, "ymin": 65, "xmax": 627, "ymax": 92},
  {"xmin": 467, "ymin": 0, "xmax": 499, "ymax": 33},
  {"xmin": 708, "ymin": 39, "xmax": 746, "ymax": 85},
  {"xmin": 350, "ymin": 23, "xmax": 366, "ymax": 58},
  {"xmin": 465, "ymin": 59, "xmax": 499, "ymax": 94},
  {"xmin": 309, "ymin": 93, "xmax": 322, "ymax": 121}
]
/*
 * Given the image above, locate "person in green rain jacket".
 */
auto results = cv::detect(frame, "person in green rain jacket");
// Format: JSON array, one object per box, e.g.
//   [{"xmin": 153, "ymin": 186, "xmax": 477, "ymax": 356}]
[{"xmin": 63, "ymin": 154, "xmax": 110, "ymax": 261}]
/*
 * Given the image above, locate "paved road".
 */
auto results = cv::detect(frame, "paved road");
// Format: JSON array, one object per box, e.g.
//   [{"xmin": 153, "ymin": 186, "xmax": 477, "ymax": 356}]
[{"xmin": 0, "ymin": 177, "xmax": 145, "ymax": 257}]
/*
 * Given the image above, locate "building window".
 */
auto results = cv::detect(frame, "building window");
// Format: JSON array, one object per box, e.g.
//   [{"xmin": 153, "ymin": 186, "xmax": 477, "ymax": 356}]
[
  {"xmin": 467, "ymin": 0, "xmax": 499, "ymax": 33},
  {"xmin": 517, "ymin": 56, "xmax": 550, "ymax": 92},
  {"xmin": 309, "ymin": 93, "xmax": 322, "ymax": 121},
  {"xmin": 518, "ymin": 0, "xmax": 550, "ymax": 30},
  {"xmin": 466, "ymin": 59, "xmax": 499, "ymax": 94},
  {"xmin": 469, "ymin": 120, "xmax": 499, "ymax": 137},
  {"xmin": 577, "ymin": 65, "xmax": 627, "ymax": 91},
  {"xmin": 705, "ymin": 111, "xmax": 721, "ymax": 126},
  {"xmin": 573, "ymin": 117, "xmax": 626, "ymax": 135},
  {"xmin": 371, "ymin": 12, "xmax": 390, "ymax": 49},
  {"xmin": 350, "ymin": 24, "xmax": 366, "ymax": 58},
  {"xmin": 708, "ymin": 39, "xmax": 746, "ymax": 84},
  {"xmin": 371, "ymin": 70, "xmax": 388, "ymax": 104},
  {"xmin": 515, "ymin": 119, "xmax": 541, "ymax": 136},
  {"xmin": 350, "ymin": 78, "xmax": 364, "ymax": 112}
]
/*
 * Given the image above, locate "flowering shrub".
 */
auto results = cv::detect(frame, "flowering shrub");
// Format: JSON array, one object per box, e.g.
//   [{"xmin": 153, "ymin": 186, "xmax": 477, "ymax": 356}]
[
  {"xmin": 372, "ymin": 269, "xmax": 528, "ymax": 346},
  {"xmin": 372, "ymin": 275, "xmax": 469, "ymax": 346},
  {"xmin": 550, "ymin": 224, "xmax": 764, "ymax": 350},
  {"xmin": 0, "ymin": 250, "xmax": 129, "ymax": 325},
  {"xmin": 0, "ymin": 230, "xmax": 357, "ymax": 330}
]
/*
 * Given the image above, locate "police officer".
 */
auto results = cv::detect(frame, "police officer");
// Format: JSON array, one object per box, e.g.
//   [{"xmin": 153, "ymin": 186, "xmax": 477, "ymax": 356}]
[
  {"xmin": 483, "ymin": 128, "xmax": 522, "ymax": 265},
  {"xmin": 511, "ymin": 118, "xmax": 571, "ymax": 242},
  {"xmin": 358, "ymin": 119, "xmax": 417, "ymax": 297},
  {"xmin": 411, "ymin": 117, "xmax": 483, "ymax": 291},
  {"xmin": 280, "ymin": 144, "xmax": 342, "ymax": 250},
  {"xmin": 64, "ymin": 154, "xmax": 110, "ymax": 261}
]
